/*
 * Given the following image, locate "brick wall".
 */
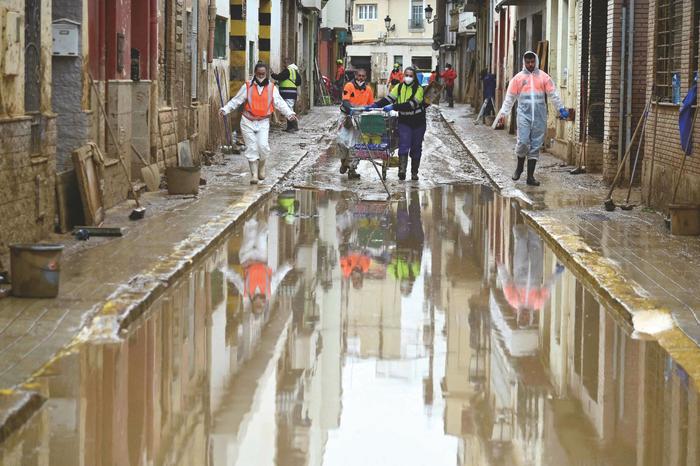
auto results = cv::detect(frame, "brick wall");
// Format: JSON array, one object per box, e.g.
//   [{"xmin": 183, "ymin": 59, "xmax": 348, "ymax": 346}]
[
  {"xmin": 641, "ymin": 0, "xmax": 699, "ymax": 208},
  {"xmin": 0, "ymin": 116, "xmax": 57, "ymax": 259},
  {"xmin": 642, "ymin": 105, "xmax": 700, "ymax": 208},
  {"xmin": 602, "ymin": 0, "xmax": 622, "ymax": 179}
]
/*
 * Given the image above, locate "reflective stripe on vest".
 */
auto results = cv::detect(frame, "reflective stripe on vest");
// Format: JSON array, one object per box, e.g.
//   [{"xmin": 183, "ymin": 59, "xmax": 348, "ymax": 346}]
[
  {"xmin": 243, "ymin": 82, "xmax": 274, "ymax": 120},
  {"xmin": 280, "ymin": 67, "xmax": 298, "ymax": 89}
]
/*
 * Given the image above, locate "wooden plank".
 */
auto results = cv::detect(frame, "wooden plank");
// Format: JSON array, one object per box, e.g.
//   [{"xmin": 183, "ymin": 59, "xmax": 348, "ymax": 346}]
[
  {"xmin": 71, "ymin": 144, "xmax": 105, "ymax": 226},
  {"xmin": 55, "ymin": 169, "xmax": 86, "ymax": 233}
]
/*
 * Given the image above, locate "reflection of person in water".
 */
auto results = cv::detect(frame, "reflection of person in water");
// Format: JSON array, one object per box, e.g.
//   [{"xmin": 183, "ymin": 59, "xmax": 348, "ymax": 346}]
[
  {"xmin": 224, "ymin": 215, "xmax": 292, "ymax": 314},
  {"xmin": 273, "ymin": 190, "xmax": 299, "ymax": 224},
  {"xmin": 336, "ymin": 200, "xmax": 381, "ymax": 290},
  {"xmin": 388, "ymin": 191, "xmax": 424, "ymax": 296},
  {"xmin": 498, "ymin": 223, "xmax": 563, "ymax": 323},
  {"xmin": 340, "ymin": 252, "xmax": 371, "ymax": 289}
]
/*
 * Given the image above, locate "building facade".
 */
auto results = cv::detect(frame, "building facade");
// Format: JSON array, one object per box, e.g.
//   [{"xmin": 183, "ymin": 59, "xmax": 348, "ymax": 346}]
[
  {"xmin": 455, "ymin": 0, "xmax": 669, "ymax": 203},
  {"xmin": 346, "ymin": 0, "xmax": 438, "ymax": 97}
]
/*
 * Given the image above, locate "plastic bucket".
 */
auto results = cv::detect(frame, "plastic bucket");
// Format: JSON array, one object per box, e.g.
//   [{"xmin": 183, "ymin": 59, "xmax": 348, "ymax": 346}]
[
  {"xmin": 9, "ymin": 244, "xmax": 64, "ymax": 298},
  {"xmin": 166, "ymin": 166, "xmax": 201, "ymax": 195}
]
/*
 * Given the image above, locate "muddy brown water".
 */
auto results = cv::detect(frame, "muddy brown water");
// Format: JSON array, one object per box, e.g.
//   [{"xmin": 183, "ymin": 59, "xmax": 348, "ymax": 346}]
[{"xmin": 2, "ymin": 185, "xmax": 698, "ymax": 466}]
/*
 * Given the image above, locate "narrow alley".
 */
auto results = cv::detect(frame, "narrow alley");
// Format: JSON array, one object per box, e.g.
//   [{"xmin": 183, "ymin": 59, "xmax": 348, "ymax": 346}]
[{"xmin": 1, "ymin": 0, "xmax": 700, "ymax": 465}]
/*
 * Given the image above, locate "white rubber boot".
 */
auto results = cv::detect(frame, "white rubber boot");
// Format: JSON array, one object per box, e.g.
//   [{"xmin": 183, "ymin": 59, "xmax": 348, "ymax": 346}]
[
  {"xmin": 249, "ymin": 161, "xmax": 258, "ymax": 184},
  {"xmin": 258, "ymin": 159, "xmax": 266, "ymax": 181}
]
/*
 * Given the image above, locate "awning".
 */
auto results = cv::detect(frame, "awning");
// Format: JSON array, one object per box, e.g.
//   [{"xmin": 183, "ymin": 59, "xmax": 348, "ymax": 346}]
[{"xmin": 495, "ymin": 0, "xmax": 544, "ymax": 13}]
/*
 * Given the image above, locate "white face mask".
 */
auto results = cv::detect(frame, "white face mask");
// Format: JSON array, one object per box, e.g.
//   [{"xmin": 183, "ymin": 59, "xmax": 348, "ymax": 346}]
[
  {"xmin": 404, "ymin": 76, "xmax": 414, "ymax": 85},
  {"xmin": 355, "ymin": 79, "xmax": 365, "ymax": 85}
]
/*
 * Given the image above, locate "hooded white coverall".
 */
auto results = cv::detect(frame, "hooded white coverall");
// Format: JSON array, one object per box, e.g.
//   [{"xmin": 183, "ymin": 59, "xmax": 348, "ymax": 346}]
[
  {"xmin": 220, "ymin": 81, "xmax": 295, "ymax": 163},
  {"xmin": 497, "ymin": 52, "xmax": 564, "ymax": 160}
]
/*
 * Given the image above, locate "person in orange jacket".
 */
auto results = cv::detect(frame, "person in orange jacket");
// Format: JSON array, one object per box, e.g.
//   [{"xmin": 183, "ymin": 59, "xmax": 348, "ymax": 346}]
[
  {"xmin": 220, "ymin": 63, "xmax": 298, "ymax": 184},
  {"xmin": 388, "ymin": 63, "xmax": 403, "ymax": 92},
  {"xmin": 334, "ymin": 59, "xmax": 345, "ymax": 102},
  {"xmin": 337, "ymin": 68, "xmax": 374, "ymax": 179},
  {"xmin": 440, "ymin": 63, "xmax": 457, "ymax": 107}
]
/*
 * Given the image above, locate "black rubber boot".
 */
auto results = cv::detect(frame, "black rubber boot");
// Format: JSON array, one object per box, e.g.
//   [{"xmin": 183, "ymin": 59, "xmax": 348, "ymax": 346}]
[
  {"xmin": 526, "ymin": 159, "xmax": 540, "ymax": 186},
  {"xmin": 398, "ymin": 154, "xmax": 408, "ymax": 181},
  {"xmin": 348, "ymin": 168, "xmax": 361, "ymax": 180},
  {"xmin": 411, "ymin": 157, "xmax": 420, "ymax": 181},
  {"xmin": 512, "ymin": 157, "xmax": 525, "ymax": 180}
]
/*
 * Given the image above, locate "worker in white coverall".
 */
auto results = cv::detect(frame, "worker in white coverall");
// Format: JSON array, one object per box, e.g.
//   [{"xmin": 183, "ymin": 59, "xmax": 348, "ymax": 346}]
[
  {"xmin": 220, "ymin": 63, "xmax": 298, "ymax": 184},
  {"xmin": 496, "ymin": 51, "xmax": 569, "ymax": 186}
]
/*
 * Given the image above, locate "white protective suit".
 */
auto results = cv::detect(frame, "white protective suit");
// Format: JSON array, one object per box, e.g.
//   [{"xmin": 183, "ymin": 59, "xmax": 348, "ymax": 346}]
[
  {"xmin": 497, "ymin": 52, "xmax": 564, "ymax": 160},
  {"xmin": 220, "ymin": 81, "xmax": 296, "ymax": 162}
]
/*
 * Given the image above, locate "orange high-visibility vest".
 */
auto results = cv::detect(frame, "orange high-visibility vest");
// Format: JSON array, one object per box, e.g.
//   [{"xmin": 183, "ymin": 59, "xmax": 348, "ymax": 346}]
[
  {"xmin": 243, "ymin": 81, "xmax": 274, "ymax": 120},
  {"xmin": 244, "ymin": 262, "xmax": 272, "ymax": 299}
]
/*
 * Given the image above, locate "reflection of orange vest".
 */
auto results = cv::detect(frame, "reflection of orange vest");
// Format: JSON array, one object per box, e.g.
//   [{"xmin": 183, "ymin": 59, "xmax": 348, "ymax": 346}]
[
  {"xmin": 245, "ymin": 262, "xmax": 272, "ymax": 298},
  {"xmin": 243, "ymin": 81, "xmax": 274, "ymax": 120},
  {"xmin": 340, "ymin": 254, "xmax": 371, "ymax": 278},
  {"xmin": 503, "ymin": 284, "xmax": 549, "ymax": 311}
]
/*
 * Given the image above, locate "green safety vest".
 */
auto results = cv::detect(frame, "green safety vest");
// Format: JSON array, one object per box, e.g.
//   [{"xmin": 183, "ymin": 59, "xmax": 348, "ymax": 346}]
[
  {"xmin": 389, "ymin": 83, "xmax": 425, "ymax": 115},
  {"xmin": 280, "ymin": 67, "xmax": 298, "ymax": 89}
]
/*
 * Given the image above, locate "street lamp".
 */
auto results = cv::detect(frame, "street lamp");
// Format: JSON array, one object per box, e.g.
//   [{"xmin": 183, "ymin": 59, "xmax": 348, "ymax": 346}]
[
  {"xmin": 424, "ymin": 4, "xmax": 437, "ymax": 23},
  {"xmin": 384, "ymin": 15, "xmax": 395, "ymax": 32}
]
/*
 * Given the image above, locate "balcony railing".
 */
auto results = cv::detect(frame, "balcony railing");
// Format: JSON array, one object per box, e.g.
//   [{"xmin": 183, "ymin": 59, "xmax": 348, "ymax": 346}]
[{"xmin": 408, "ymin": 18, "xmax": 425, "ymax": 31}]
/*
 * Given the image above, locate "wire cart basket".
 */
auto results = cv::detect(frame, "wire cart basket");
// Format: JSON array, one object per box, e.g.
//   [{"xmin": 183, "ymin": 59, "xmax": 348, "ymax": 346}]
[{"xmin": 350, "ymin": 109, "xmax": 399, "ymax": 194}]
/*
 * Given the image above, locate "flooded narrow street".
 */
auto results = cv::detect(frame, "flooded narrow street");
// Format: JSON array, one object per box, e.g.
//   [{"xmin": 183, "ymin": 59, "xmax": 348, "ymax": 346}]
[{"xmin": 3, "ymin": 184, "xmax": 698, "ymax": 466}]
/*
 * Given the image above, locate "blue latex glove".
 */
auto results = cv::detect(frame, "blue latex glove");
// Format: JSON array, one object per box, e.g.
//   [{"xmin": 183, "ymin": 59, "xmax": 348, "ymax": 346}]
[
  {"xmin": 559, "ymin": 108, "xmax": 569, "ymax": 120},
  {"xmin": 383, "ymin": 104, "xmax": 394, "ymax": 112}
]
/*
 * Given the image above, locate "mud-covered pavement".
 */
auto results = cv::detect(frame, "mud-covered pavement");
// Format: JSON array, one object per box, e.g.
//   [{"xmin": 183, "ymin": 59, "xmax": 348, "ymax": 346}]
[{"xmin": 2, "ymin": 109, "xmax": 699, "ymax": 465}]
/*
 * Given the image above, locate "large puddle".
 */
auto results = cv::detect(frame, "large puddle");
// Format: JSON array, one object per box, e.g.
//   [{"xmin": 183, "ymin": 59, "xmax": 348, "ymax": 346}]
[{"xmin": 3, "ymin": 185, "xmax": 698, "ymax": 466}]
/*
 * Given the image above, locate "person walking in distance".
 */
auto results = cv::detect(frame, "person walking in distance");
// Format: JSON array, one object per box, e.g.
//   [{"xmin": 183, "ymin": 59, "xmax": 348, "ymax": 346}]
[
  {"xmin": 388, "ymin": 63, "xmax": 403, "ymax": 92},
  {"xmin": 271, "ymin": 57, "xmax": 302, "ymax": 132},
  {"xmin": 440, "ymin": 64, "xmax": 457, "ymax": 107},
  {"xmin": 334, "ymin": 59, "xmax": 345, "ymax": 102},
  {"xmin": 496, "ymin": 51, "xmax": 568, "ymax": 186},
  {"xmin": 220, "ymin": 63, "xmax": 297, "ymax": 184}
]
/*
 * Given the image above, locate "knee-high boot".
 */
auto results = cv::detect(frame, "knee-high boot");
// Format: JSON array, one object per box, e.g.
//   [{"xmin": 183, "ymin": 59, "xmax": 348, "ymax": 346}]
[
  {"xmin": 398, "ymin": 154, "xmax": 408, "ymax": 181},
  {"xmin": 411, "ymin": 157, "xmax": 421, "ymax": 181},
  {"xmin": 526, "ymin": 159, "xmax": 540, "ymax": 186}
]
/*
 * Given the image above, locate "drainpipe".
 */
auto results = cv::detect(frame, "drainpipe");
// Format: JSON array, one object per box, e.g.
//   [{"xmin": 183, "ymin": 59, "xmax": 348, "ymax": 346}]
[
  {"xmin": 618, "ymin": 6, "xmax": 626, "ymax": 163},
  {"xmin": 626, "ymin": 0, "xmax": 635, "ymax": 166},
  {"xmin": 150, "ymin": 0, "xmax": 158, "ymax": 79},
  {"xmin": 207, "ymin": 1, "xmax": 217, "ymax": 63}
]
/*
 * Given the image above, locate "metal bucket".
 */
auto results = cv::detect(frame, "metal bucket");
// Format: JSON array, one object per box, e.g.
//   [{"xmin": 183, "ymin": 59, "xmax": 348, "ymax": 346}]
[
  {"xmin": 166, "ymin": 166, "xmax": 201, "ymax": 195},
  {"xmin": 9, "ymin": 244, "xmax": 64, "ymax": 298}
]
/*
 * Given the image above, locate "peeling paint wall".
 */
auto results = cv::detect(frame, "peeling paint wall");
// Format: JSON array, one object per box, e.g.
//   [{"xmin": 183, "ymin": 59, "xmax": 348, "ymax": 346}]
[{"xmin": 0, "ymin": 0, "xmax": 56, "ymax": 260}]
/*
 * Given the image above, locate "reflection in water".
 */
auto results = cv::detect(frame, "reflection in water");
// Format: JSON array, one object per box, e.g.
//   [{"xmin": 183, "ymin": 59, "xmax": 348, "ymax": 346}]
[{"xmin": 2, "ymin": 186, "xmax": 699, "ymax": 466}]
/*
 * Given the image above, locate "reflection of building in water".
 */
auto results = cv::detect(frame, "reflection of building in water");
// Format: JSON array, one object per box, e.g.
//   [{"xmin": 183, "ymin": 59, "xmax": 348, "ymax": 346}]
[
  {"xmin": 437, "ymin": 185, "xmax": 492, "ymax": 466},
  {"xmin": 3, "ymin": 188, "xmax": 700, "ymax": 466},
  {"xmin": 342, "ymin": 199, "xmax": 404, "ymax": 360},
  {"xmin": 459, "ymin": 186, "xmax": 700, "ymax": 466},
  {"xmin": 275, "ymin": 188, "xmax": 343, "ymax": 466}
]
